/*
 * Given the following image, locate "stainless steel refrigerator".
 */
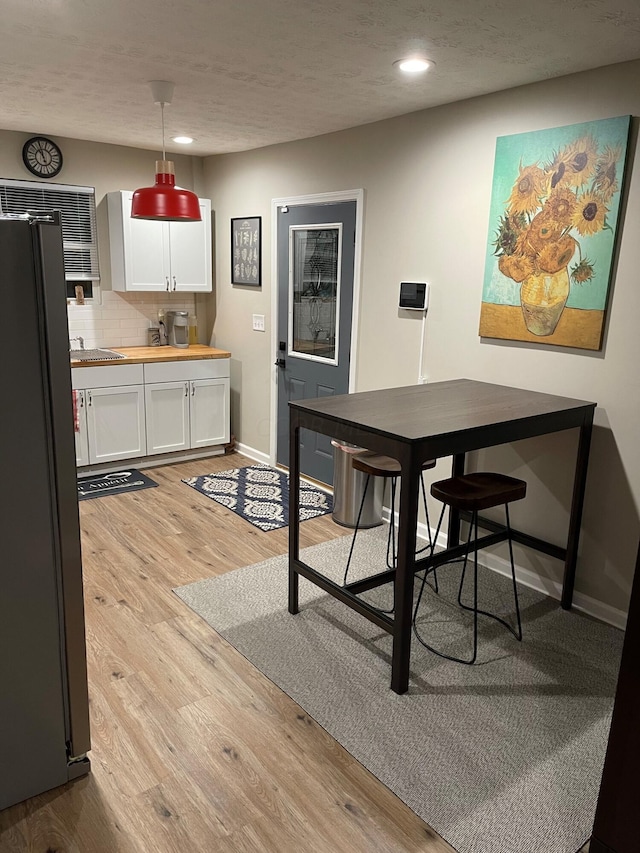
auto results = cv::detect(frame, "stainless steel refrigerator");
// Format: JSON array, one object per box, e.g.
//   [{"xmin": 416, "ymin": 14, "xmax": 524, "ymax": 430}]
[{"xmin": 0, "ymin": 212, "xmax": 91, "ymax": 810}]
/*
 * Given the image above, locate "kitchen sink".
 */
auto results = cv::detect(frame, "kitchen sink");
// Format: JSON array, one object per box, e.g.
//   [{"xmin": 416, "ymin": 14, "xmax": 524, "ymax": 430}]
[{"xmin": 69, "ymin": 348, "xmax": 126, "ymax": 361}]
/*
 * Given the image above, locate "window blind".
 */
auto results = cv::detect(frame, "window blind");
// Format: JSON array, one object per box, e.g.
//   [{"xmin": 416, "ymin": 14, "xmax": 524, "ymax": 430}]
[{"xmin": 0, "ymin": 178, "xmax": 100, "ymax": 281}]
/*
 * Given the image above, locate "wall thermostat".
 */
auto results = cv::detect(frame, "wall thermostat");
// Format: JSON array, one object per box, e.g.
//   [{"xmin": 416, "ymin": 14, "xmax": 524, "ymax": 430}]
[{"xmin": 399, "ymin": 281, "xmax": 429, "ymax": 311}]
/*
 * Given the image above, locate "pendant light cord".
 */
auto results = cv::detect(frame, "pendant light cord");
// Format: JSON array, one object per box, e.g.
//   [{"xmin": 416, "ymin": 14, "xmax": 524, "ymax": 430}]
[{"xmin": 160, "ymin": 101, "xmax": 166, "ymax": 160}]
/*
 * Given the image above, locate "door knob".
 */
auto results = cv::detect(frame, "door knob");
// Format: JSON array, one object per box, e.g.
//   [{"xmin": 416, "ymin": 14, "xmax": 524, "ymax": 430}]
[{"xmin": 274, "ymin": 358, "xmax": 286, "ymax": 368}]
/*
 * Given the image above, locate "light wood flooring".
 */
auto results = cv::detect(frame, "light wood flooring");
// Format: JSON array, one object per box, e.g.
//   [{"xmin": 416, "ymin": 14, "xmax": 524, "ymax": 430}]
[{"xmin": 0, "ymin": 452, "xmax": 591, "ymax": 852}]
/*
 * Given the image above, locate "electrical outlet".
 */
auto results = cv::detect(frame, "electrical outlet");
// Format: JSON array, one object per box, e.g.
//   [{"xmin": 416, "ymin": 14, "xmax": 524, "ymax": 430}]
[{"xmin": 252, "ymin": 314, "xmax": 265, "ymax": 332}]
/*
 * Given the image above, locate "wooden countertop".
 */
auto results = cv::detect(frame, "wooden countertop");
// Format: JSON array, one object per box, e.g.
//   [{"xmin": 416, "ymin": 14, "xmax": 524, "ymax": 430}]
[{"xmin": 70, "ymin": 344, "xmax": 231, "ymax": 368}]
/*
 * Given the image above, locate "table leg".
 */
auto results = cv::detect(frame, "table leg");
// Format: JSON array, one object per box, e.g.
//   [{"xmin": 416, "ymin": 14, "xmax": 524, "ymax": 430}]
[
  {"xmin": 288, "ymin": 414, "xmax": 300, "ymax": 615},
  {"xmin": 391, "ymin": 455, "xmax": 420, "ymax": 694},
  {"xmin": 447, "ymin": 453, "xmax": 466, "ymax": 547},
  {"xmin": 562, "ymin": 413, "xmax": 594, "ymax": 609}
]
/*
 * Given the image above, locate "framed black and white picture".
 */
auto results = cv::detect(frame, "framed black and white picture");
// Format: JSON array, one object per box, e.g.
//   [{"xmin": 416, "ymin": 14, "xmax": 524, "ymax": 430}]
[{"xmin": 231, "ymin": 216, "xmax": 262, "ymax": 286}]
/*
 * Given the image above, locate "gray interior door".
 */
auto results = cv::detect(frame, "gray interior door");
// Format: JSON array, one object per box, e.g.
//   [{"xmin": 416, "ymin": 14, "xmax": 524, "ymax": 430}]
[{"xmin": 276, "ymin": 201, "xmax": 356, "ymax": 485}]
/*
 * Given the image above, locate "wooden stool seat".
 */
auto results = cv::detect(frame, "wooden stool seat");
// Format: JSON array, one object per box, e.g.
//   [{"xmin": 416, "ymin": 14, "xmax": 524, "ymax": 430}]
[
  {"xmin": 431, "ymin": 472, "xmax": 527, "ymax": 512},
  {"xmin": 353, "ymin": 451, "xmax": 436, "ymax": 479}
]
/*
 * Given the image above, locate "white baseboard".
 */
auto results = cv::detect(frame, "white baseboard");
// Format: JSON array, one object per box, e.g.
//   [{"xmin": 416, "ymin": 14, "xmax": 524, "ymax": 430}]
[
  {"xmin": 235, "ymin": 442, "xmax": 270, "ymax": 465},
  {"xmin": 458, "ymin": 537, "xmax": 628, "ymax": 632},
  {"xmin": 382, "ymin": 508, "xmax": 628, "ymax": 632}
]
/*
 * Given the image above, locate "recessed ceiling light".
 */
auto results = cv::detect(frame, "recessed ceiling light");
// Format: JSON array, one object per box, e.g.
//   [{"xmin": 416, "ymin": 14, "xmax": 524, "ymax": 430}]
[
  {"xmin": 394, "ymin": 57, "xmax": 434, "ymax": 74},
  {"xmin": 172, "ymin": 136, "xmax": 194, "ymax": 144}
]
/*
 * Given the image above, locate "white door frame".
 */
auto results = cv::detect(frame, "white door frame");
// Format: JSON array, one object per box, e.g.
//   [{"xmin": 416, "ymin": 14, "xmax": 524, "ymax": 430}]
[{"xmin": 270, "ymin": 189, "xmax": 364, "ymax": 467}]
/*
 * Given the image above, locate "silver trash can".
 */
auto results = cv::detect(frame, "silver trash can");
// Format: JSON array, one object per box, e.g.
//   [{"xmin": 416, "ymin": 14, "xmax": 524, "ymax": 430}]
[{"xmin": 331, "ymin": 440, "xmax": 384, "ymax": 529}]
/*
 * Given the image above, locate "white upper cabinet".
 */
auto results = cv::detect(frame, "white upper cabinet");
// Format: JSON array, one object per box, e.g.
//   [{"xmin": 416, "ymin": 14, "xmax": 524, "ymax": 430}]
[
  {"xmin": 107, "ymin": 190, "xmax": 212, "ymax": 292},
  {"xmin": 168, "ymin": 215, "xmax": 211, "ymax": 291}
]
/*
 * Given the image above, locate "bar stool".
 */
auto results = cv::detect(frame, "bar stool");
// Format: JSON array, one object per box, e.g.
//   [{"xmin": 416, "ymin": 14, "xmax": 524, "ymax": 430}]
[
  {"xmin": 342, "ymin": 452, "xmax": 437, "ymax": 600},
  {"xmin": 412, "ymin": 471, "xmax": 526, "ymax": 664}
]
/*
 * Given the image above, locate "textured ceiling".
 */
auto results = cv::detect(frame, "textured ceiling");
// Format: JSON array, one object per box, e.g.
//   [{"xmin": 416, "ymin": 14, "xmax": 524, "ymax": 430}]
[{"xmin": 0, "ymin": 0, "xmax": 639, "ymax": 157}]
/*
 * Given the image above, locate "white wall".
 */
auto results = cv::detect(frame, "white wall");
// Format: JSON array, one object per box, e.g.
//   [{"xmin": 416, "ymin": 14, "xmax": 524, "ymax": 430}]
[
  {"xmin": 204, "ymin": 59, "xmax": 640, "ymax": 614},
  {"xmin": 0, "ymin": 130, "xmax": 205, "ymax": 347}
]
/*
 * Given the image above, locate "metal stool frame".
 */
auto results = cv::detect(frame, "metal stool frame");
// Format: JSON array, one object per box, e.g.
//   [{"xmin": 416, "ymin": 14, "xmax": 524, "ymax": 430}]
[
  {"xmin": 343, "ymin": 470, "xmax": 437, "ymax": 614},
  {"xmin": 413, "ymin": 499, "xmax": 523, "ymax": 665}
]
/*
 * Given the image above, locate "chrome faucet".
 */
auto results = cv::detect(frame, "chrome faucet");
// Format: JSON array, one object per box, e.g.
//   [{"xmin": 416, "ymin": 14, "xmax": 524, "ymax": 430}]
[{"xmin": 69, "ymin": 336, "xmax": 84, "ymax": 350}]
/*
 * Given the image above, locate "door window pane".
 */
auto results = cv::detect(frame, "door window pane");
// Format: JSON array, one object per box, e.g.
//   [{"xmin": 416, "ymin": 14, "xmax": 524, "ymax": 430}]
[{"xmin": 290, "ymin": 226, "xmax": 340, "ymax": 362}]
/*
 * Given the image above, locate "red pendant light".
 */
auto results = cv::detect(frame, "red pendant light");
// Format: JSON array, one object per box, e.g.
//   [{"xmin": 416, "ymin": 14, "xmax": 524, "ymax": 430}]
[{"xmin": 131, "ymin": 81, "xmax": 201, "ymax": 222}]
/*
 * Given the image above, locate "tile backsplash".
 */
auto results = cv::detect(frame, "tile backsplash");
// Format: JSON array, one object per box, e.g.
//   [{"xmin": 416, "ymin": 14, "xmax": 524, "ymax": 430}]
[{"xmin": 67, "ymin": 291, "xmax": 196, "ymax": 349}]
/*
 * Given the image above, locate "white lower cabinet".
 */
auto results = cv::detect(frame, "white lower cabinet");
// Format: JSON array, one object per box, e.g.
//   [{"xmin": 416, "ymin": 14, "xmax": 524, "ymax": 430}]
[
  {"xmin": 190, "ymin": 378, "xmax": 229, "ymax": 449},
  {"xmin": 74, "ymin": 390, "xmax": 90, "ymax": 467},
  {"xmin": 72, "ymin": 364, "xmax": 147, "ymax": 465},
  {"xmin": 145, "ymin": 381, "xmax": 191, "ymax": 455},
  {"xmin": 72, "ymin": 358, "xmax": 230, "ymax": 467},
  {"xmin": 144, "ymin": 360, "xmax": 230, "ymax": 456},
  {"xmin": 86, "ymin": 385, "xmax": 147, "ymax": 464}
]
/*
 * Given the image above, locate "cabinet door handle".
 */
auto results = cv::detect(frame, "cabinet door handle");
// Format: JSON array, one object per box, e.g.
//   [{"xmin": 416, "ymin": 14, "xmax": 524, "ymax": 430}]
[
  {"xmin": 191, "ymin": 384, "xmax": 196, "ymax": 396},
  {"xmin": 165, "ymin": 277, "xmax": 170, "ymax": 291},
  {"xmin": 87, "ymin": 391, "xmax": 92, "ymax": 407},
  {"xmin": 79, "ymin": 390, "xmax": 85, "ymax": 408},
  {"xmin": 172, "ymin": 276, "xmax": 177, "ymax": 291},
  {"xmin": 184, "ymin": 383, "xmax": 189, "ymax": 396}
]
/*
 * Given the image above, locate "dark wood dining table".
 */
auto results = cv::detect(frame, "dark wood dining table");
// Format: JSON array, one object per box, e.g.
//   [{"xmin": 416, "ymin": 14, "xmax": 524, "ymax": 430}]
[{"xmin": 288, "ymin": 378, "xmax": 596, "ymax": 694}]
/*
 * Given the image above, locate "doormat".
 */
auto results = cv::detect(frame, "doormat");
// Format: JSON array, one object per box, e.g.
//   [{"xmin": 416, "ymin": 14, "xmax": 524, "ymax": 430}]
[
  {"xmin": 182, "ymin": 464, "xmax": 333, "ymax": 531},
  {"xmin": 77, "ymin": 469, "xmax": 159, "ymax": 500}
]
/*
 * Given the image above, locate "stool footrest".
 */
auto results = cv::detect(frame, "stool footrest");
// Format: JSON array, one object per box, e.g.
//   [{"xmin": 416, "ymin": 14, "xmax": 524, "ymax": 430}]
[{"xmin": 417, "ymin": 529, "xmax": 508, "ymax": 570}]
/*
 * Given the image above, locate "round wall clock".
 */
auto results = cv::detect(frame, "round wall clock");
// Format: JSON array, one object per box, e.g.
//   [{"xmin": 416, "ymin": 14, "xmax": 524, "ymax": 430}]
[{"xmin": 22, "ymin": 136, "xmax": 63, "ymax": 178}]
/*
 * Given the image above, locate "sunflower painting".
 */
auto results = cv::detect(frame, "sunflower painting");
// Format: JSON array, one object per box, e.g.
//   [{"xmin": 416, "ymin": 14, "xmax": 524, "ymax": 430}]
[{"xmin": 479, "ymin": 115, "xmax": 631, "ymax": 350}]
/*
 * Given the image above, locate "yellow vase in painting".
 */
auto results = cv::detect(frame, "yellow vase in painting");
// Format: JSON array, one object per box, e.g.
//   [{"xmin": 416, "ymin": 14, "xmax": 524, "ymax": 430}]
[{"xmin": 520, "ymin": 267, "xmax": 570, "ymax": 336}]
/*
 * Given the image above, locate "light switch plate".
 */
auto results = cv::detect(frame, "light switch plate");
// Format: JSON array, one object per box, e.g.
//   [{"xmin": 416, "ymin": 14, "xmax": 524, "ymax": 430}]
[{"xmin": 252, "ymin": 314, "xmax": 265, "ymax": 332}]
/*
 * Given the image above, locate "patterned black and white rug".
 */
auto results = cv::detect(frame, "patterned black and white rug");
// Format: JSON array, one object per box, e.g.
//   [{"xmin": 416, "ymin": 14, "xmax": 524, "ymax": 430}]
[{"xmin": 182, "ymin": 464, "xmax": 333, "ymax": 531}]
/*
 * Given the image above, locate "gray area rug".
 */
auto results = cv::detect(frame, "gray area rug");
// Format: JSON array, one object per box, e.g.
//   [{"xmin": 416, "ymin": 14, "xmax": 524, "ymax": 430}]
[{"xmin": 174, "ymin": 526, "xmax": 623, "ymax": 853}]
